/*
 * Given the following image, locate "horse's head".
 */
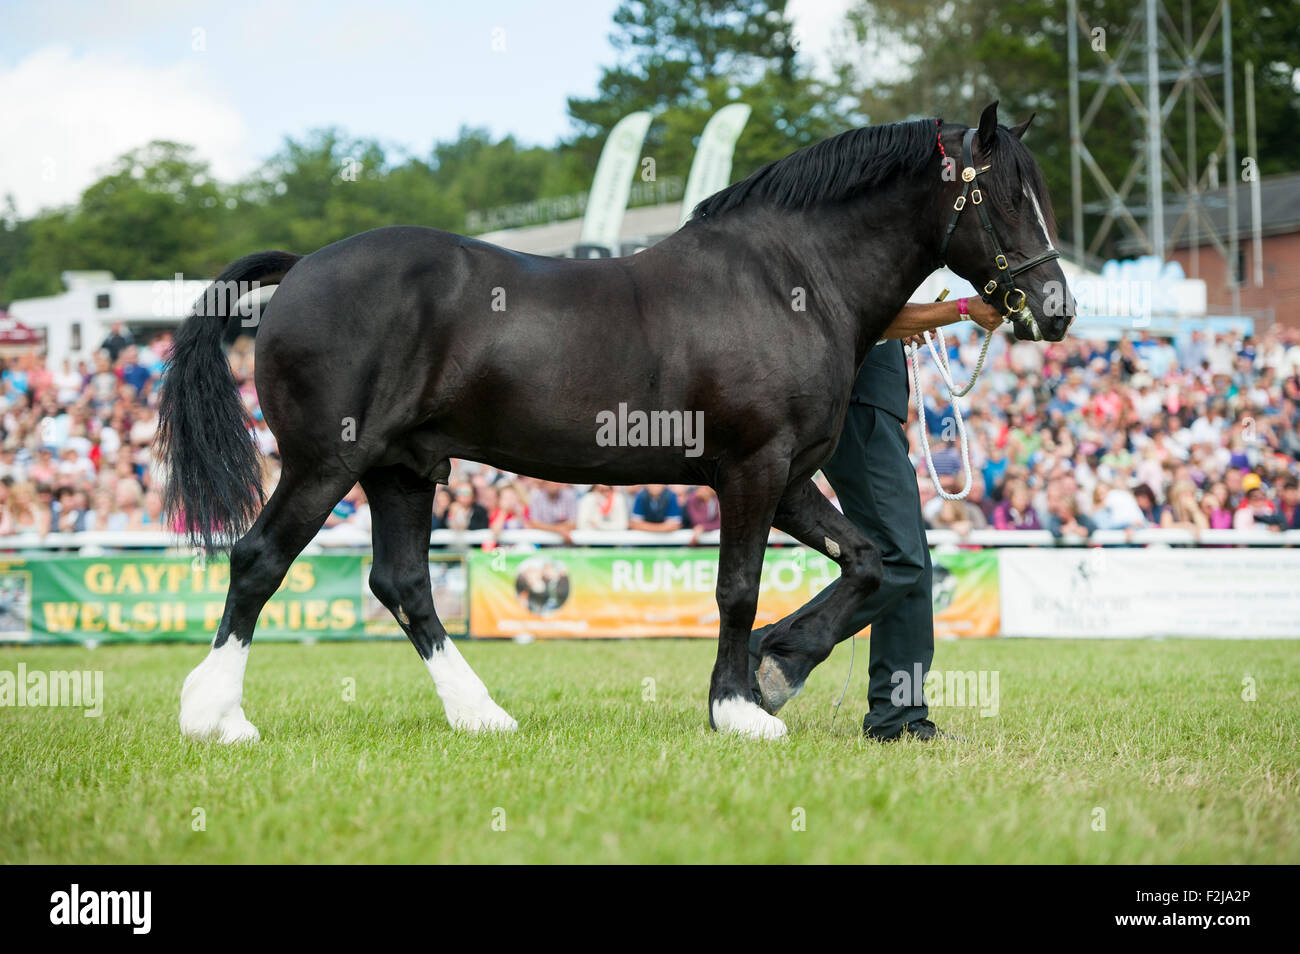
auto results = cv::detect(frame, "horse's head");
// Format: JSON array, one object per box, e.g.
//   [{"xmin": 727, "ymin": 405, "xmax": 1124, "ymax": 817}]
[{"xmin": 939, "ymin": 103, "xmax": 1074, "ymax": 342}]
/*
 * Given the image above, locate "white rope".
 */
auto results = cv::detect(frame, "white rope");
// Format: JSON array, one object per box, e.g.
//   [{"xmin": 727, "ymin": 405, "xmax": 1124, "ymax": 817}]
[
  {"xmin": 906, "ymin": 318, "xmax": 998, "ymax": 502},
  {"xmin": 924, "ymin": 320, "xmax": 994, "ymax": 398}
]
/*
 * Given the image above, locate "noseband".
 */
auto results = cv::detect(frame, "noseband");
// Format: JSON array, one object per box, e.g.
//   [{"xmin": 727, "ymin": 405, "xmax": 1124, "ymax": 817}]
[{"xmin": 937, "ymin": 127, "xmax": 1060, "ymax": 340}]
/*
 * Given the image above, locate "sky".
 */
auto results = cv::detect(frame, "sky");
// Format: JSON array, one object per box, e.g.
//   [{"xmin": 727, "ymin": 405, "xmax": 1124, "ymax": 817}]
[{"xmin": 0, "ymin": 0, "xmax": 854, "ymax": 217}]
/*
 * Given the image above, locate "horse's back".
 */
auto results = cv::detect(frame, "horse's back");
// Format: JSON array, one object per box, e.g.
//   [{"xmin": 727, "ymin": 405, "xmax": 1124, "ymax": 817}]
[{"xmin": 251, "ymin": 226, "xmax": 658, "ymax": 457}]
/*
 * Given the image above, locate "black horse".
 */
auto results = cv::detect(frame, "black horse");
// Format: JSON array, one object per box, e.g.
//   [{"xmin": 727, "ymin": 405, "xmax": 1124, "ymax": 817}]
[{"xmin": 162, "ymin": 103, "xmax": 1072, "ymax": 743}]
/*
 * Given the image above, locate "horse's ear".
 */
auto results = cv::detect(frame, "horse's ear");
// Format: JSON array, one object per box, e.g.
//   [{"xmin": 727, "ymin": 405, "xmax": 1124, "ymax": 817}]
[
  {"xmin": 976, "ymin": 102, "xmax": 1000, "ymax": 150},
  {"xmin": 1009, "ymin": 113, "xmax": 1036, "ymax": 140}
]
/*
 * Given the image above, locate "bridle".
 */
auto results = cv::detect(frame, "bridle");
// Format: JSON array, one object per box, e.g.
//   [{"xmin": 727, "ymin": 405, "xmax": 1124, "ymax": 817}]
[
  {"xmin": 937, "ymin": 127, "xmax": 1060, "ymax": 341},
  {"xmin": 908, "ymin": 124, "xmax": 1063, "ymax": 504}
]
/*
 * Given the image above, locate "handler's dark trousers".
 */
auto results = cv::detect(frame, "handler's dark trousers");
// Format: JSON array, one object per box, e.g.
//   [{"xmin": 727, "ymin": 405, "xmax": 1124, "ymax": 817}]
[{"xmin": 805, "ymin": 402, "xmax": 934, "ymax": 733}]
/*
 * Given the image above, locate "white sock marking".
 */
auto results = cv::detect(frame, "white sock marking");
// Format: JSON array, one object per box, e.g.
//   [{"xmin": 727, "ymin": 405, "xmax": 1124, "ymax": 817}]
[
  {"xmin": 712, "ymin": 696, "xmax": 788, "ymax": 740},
  {"xmin": 179, "ymin": 637, "xmax": 260, "ymax": 743},
  {"xmin": 425, "ymin": 639, "xmax": 518, "ymax": 732}
]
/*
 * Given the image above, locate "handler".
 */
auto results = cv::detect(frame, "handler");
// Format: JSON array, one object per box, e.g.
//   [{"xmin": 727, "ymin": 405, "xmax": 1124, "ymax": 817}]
[{"xmin": 751, "ymin": 295, "xmax": 1004, "ymax": 741}]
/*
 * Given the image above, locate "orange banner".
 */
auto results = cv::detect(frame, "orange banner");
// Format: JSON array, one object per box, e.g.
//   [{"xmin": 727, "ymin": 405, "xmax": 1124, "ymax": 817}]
[{"xmin": 467, "ymin": 548, "xmax": 998, "ymax": 638}]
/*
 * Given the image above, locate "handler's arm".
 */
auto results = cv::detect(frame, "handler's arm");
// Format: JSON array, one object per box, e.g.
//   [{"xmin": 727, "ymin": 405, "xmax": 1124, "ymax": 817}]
[{"xmin": 881, "ymin": 297, "xmax": 1004, "ymax": 338}]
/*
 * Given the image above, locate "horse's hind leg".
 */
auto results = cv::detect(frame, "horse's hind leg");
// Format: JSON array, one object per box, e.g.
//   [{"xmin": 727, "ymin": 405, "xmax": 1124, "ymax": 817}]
[
  {"xmin": 180, "ymin": 466, "xmax": 354, "ymax": 742},
  {"xmin": 362, "ymin": 465, "xmax": 516, "ymax": 732},
  {"xmin": 752, "ymin": 478, "xmax": 883, "ymax": 713}
]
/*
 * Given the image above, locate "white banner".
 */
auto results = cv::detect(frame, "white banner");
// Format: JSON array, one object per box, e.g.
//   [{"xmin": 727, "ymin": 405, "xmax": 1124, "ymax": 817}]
[
  {"xmin": 999, "ymin": 549, "xmax": 1300, "ymax": 638},
  {"xmin": 578, "ymin": 111, "xmax": 653, "ymax": 251},
  {"xmin": 679, "ymin": 103, "xmax": 752, "ymax": 226}
]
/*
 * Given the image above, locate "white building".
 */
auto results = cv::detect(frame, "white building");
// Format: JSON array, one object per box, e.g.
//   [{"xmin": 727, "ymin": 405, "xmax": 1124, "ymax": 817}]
[{"xmin": 8, "ymin": 270, "xmax": 214, "ymax": 368}]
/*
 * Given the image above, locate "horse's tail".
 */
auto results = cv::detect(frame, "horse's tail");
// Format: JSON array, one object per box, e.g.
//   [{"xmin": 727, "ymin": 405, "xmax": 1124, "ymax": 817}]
[{"xmin": 157, "ymin": 250, "xmax": 302, "ymax": 552}]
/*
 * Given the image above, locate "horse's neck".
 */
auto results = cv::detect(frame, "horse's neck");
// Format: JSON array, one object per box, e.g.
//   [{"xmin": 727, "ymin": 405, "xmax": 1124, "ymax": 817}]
[
  {"xmin": 666, "ymin": 179, "xmax": 942, "ymax": 351},
  {"xmin": 785, "ymin": 181, "xmax": 944, "ymax": 360}
]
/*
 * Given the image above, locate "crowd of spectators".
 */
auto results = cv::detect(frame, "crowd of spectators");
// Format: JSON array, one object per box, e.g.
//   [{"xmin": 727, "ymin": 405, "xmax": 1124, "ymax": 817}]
[
  {"xmin": 910, "ymin": 325, "xmax": 1300, "ymax": 540},
  {"xmin": 421, "ymin": 477, "xmax": 722, "ymax": 544},
  {"xmin": 2, "ymin": 319, "xmax": 1299, "ymax": 546},
  {"xmin": 0, "ymin": 323, "xmax": 171, "ymax": 538}
]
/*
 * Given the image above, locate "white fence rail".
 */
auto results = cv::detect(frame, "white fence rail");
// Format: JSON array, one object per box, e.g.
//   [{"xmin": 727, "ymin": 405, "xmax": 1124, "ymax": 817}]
[{"xmin": 2, "ymin": 527, "xmax": 1299, "ymax": 553}]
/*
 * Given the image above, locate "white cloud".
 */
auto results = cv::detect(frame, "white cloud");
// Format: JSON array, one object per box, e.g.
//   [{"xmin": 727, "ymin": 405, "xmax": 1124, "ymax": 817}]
[{"xmin": 0, "ymin": 45, "xmax": 254, "ymax": 217}]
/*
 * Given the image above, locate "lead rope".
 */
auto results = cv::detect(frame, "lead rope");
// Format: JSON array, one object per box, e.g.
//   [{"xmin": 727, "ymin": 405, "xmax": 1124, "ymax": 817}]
[
  {"xmin": 906, "ymin": 292, "xmax": 998, "ymax": 502},
  {"xmin": 829, "ymin": 632, "xmax": 853, "ymax": 730}
]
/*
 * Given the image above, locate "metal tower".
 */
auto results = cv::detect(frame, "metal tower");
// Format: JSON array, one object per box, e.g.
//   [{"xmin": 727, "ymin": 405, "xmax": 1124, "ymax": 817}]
[{"xmin": 1067, "ymin": 0, "xmax": 1244, "ymax": 312}]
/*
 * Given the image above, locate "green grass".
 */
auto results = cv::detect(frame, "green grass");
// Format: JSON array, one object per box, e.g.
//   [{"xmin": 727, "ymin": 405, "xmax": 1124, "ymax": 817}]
[{"xmin": 1, "ymin": 637, "xmax": 1296, "ymax": 863}]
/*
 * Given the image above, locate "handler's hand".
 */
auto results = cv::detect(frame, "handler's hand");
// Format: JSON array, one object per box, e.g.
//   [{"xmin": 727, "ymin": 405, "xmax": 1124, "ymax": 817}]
[{"xmin": 967, "ymin": 297, "xmax": 1005, "ymax": 332}]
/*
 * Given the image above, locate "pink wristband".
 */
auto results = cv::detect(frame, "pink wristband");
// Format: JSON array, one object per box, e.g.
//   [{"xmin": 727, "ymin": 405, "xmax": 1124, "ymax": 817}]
[{"xmin": 958, "ymin": 297, "xmax": 969, "ymax": 317}]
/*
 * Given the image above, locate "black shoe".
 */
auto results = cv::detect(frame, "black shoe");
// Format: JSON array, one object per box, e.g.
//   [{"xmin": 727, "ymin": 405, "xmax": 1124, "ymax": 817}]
[{"xmin": 865, "ymin": 718, "xmax": 966, "ymax": 743}]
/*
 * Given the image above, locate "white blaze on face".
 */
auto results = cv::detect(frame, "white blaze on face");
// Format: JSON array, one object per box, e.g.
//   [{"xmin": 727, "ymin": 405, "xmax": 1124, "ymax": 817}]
[
  {"xmin": 1023, "ymin": 183, "xmax": 1055, "ymax": 252},
  {"xmin": 1015, "ymin": 182, "xmax": 1054, "ymax": 340}
]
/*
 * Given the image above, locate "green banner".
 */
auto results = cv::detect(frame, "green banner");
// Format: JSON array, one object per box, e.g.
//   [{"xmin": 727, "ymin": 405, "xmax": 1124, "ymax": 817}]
[{"xmin": 0, "ymin": 553, "xmax": 467, "ymax": 644}]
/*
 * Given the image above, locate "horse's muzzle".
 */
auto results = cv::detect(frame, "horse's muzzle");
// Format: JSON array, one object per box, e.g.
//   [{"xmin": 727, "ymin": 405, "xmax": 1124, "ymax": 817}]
[{"xmin": 1009, "ymin": 306, "xmax": 1044, "ymax": 342}]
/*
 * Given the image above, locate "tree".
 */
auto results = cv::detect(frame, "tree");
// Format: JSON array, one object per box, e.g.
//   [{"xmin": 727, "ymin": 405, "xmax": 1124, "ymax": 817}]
[
  {"xmin": 430, "ymin": 128, "xmax": 590, "ymax": 223},
  {"xmin": 840, "ymin": 0, "xmax": 1300, "ymax": 259},
  {"xmin": 0, "ymin": 195, "xmax": 50, "ymax": 303},
  {"xmin": 567, "ymin": 0, "xmax": 864, "ymax": 189},
  {"xmin": 9, "ymin": 143, "xmax": 228, "ymax": 284},
  {"xmin": 231, "ymin": 129, "xmax": 419, "ymax": 255}
]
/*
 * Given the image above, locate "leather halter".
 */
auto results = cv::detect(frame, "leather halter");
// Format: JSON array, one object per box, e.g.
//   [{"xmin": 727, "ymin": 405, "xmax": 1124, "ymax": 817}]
[{"xmin": 937, "ymin": 128, "xmax": 1060, "ymax": 338}]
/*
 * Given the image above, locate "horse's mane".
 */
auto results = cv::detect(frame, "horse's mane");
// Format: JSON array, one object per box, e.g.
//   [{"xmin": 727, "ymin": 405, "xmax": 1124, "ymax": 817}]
[
  {"xmin": 691, "ymin": 116, "xmax": 1057, "ymax": 239},
  {"xmin": 691, "ymin": 118, "xmax": 942, "ymax": 221}
]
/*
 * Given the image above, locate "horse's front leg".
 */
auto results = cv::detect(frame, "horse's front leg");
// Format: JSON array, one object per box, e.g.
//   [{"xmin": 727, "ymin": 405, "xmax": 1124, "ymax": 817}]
[{"xmin": 708, "ymin": 461, "xmax": 787, "ymax": 740}]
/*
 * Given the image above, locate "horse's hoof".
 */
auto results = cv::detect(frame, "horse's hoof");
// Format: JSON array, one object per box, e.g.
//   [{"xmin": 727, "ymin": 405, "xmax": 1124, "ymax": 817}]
[
  {"xmin": 755, "ymin": 655, "xmax": 804, "ymax": 714},
  {"xmin": 216, "ymin": 710, "xmax": 261, "ymax": 743},
  {"xmin": 180, "ymin": 643, "xmax": 258, "ymax": 743},
  {"xmin": 447, "ymin": 700, "xmax": 518, "ymax": 733},
  {"xmin": 181, "ymin": 705, "xmax": 260, "ymax": 744},
  {"xmin": 711, "ymin": 696, "xmax": 787, "ymax": 740}
]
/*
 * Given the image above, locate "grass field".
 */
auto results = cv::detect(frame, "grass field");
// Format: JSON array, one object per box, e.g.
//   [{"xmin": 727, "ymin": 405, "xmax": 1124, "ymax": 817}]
[{"xmin": 2, "ymin": 637, "xmax": 1297, "ymax": 863}]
